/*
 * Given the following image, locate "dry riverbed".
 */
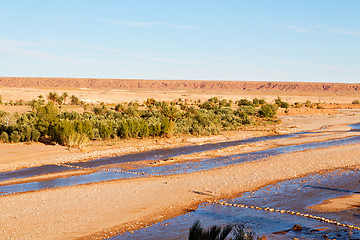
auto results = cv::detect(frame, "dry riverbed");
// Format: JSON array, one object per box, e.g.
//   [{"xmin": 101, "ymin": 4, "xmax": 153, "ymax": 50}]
[{"xmin": 1, "ymin": 110, "xmax": 360, "ymax": 239}]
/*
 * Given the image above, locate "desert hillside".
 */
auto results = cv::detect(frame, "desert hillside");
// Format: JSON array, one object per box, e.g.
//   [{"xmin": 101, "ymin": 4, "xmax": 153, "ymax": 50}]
[{"xmin": 1, "ymin": 77, "xmax": 359, "ymax": 93}]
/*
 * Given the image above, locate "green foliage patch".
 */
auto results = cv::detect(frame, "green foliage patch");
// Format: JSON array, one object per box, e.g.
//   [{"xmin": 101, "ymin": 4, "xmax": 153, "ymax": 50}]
[{"xmin": 0, "ymin": 95, "xmax": 278, "ymax": 147}]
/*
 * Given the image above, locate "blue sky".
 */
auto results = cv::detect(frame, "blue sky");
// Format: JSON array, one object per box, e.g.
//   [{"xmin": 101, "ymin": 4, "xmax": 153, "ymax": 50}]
[{"xmin": 0, "ymin": 0, "xmax": 359, "ymax": 83}]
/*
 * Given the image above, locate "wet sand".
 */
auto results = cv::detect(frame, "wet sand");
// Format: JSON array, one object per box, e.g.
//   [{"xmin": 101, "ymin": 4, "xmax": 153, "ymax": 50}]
[{"xmin": 1, "ymin": 111, "xmax": 360, "ymax": 239}]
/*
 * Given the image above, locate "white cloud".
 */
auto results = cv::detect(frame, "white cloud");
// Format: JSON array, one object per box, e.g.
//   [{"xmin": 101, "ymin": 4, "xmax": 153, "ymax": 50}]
[{"xmin": 100, "ymin": 19, "xmax": 198, "ymax": 30}]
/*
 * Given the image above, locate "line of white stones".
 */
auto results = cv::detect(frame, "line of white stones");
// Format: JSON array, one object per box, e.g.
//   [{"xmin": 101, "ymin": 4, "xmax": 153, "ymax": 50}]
[
  {"xmin": 59, "ymin": 163, "xmax": 152, "ymax": 176},
  {"xmin": 211, "ymin": 200, "xmax": 360, "ymax": 230}
]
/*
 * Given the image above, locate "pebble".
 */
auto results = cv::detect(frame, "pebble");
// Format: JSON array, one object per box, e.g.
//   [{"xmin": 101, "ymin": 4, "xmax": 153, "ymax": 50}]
[{"xmin": 214, "ymin": 200, "xmax": 359, "ymax": 231}]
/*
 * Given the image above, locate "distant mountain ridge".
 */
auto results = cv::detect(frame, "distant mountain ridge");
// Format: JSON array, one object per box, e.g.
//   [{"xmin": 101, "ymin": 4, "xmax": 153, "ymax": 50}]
[{"xmin": 1, "ymin": 77, "xmax": 359, "ymax": 92}]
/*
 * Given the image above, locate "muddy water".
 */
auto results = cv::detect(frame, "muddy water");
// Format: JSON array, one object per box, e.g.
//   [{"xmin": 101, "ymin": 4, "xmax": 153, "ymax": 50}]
[
  {"xmin": 114, "ymin": 169, "xmax": 360, "ymax": 240},
  {"xmin": 1, "ymin": 134, "xmax": 360, "ymax": 196}
]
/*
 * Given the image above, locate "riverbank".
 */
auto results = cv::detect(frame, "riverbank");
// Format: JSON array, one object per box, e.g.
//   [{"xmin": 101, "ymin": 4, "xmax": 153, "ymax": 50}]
[{"xmin": 309, "ymin": 194, "xmax": 360, "ymax": 212}]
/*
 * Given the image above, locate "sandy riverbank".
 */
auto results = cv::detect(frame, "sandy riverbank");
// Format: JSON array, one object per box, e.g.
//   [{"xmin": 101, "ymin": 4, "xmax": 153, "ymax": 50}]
[{"xmin": 309, "ymin": 194, "xmax": 360, "ymax": 212}]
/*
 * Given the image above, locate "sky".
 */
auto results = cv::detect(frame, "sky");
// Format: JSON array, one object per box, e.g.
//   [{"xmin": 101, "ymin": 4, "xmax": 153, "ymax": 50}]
[{"xmin": 0, "ymin": 0, "xmax": 359, "ymax": 83}]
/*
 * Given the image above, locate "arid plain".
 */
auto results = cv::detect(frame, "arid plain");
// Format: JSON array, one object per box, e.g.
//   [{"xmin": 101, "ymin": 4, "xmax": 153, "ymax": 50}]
[{"xmin": 1, "ymin": 77, "xmax": 360, "ymax": 239}]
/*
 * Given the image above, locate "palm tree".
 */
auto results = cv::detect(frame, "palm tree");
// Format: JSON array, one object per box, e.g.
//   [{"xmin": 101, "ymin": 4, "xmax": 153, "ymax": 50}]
[
  {"xmin": 62, "ymin": 92, "xmax": 68, "ymax": 105},
  {"xmin": 56, "ymin": 96, "xmax": 64, "ymax": 106},
  {"xmin": 161, "ymin": 103, "xmax": 181, "ymax": 121},
  {"xmin": 70, "ymin": 95, "xmax": 80, "ymax": 105},
  {"xmin": 188, "ymin": 221, "xmax": 256, "ymax": 240},
  {"xmin": 47, "ymin": 92, "xmax": 58, "ymax": 103}
]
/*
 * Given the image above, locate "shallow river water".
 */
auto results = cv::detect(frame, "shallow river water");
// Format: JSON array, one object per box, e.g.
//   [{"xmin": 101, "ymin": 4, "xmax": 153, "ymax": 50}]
[
  {"xmin": 1, "ymin": 134, "xmax": 360, "ymax": 195},
  {"xmin": 114, "ymin": 169, "xmax": 360, "ymax": 239}
]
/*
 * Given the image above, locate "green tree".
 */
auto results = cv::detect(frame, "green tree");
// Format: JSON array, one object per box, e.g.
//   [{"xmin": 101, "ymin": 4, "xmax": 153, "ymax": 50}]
[
  {"xmin": 47, "ymin": 92, "xmax": 58, "ymax": 103},
  {"xmin": 35, "ymin": 103, "xmax": 60, "ymax": 136},
  {"xmin": 62, "ymin": 92, "xmax": 68, "ymax": 104}
]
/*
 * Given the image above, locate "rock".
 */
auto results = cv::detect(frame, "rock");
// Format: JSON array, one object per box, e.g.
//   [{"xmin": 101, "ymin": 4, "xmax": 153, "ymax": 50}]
[{"xmin": 292, "ymin": 224, "xmax": 303, "ymax": 231}]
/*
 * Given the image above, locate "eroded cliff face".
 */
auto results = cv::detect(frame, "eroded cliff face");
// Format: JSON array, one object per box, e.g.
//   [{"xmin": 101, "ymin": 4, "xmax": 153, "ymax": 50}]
[{"xmin": 1, "ymin": 77, "xmax": 359, "ymax": 93}]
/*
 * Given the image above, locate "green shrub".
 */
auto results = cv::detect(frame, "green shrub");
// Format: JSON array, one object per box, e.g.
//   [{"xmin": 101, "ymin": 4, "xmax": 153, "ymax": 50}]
[
  {"xmin": 98, "ymin": 122, "xmax": 112, "ymax": 139},
  {"xmin": 258, "ymin": 104, "xmax": 277, "ymax": 118},
  {"xmin": 0, "ymin": 131, "xmax": 9, "ymax": 142},
  {"xmin": 31, "ymin": 129, "xmax": 40, "ymax": 142},
  {"xmin": 238, "ymin": 99, "xmax": 254, "ymax": 106},
  {"xmin": 238, "ymin": 106, "xmax": 256, "ymax": 115},
  {"xmin": 10, "ymin": 131, "xmax": 21, "ymax": 143},
  {"xmin": 275, "ymin": 97, "xmax": 289, "ymax": 109}
]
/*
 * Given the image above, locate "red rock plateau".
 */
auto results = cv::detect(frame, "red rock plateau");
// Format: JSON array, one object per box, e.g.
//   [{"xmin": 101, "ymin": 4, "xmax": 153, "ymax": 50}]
[{"xmin": 1, "ymin": 77, "xmax": 360, "ymax": 93}]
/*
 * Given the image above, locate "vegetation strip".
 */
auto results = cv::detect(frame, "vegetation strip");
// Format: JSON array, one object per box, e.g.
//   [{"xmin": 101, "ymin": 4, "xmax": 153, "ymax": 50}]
[
  {"xmin": 212, "ymin": 200, "xmax": 360, "ymax": 230},
  {"xmin": 0, "ymin": 93, "xmax": 284, "ymax": 147}
]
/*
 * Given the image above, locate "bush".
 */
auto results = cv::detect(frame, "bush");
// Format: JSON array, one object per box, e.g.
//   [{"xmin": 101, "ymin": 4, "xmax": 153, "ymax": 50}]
[
  {"xmin": 0, "ymin": 131, "xmax": 9, "ymax": 142},
  {"xmin": 238, "ymin": 99, "xmax": 254, "ymax": 106},
  {"xmin": 67, "ymin": 132, "xmax": 89, "ymax": 149},
  {"xmin": 275, "ymin": 97, "xmax": 289, "ymax": 109},
  {"xmin": 238, "ymin": 106, "xmax": 256, "ymax": 115},
  {"xmin": 31, "ymin": 129, "xmax": 41, "ymax": 142},
  {"xmin": 98, "ymin": 122, "xmax": 113, "ymax": 139},
  {"xmin": 258, "ymin": 104, "xmax": 277, "ymax": 118},
  {"xmin": 10, "ymin": 131, "xmax": 21, "ymax": 143}
]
